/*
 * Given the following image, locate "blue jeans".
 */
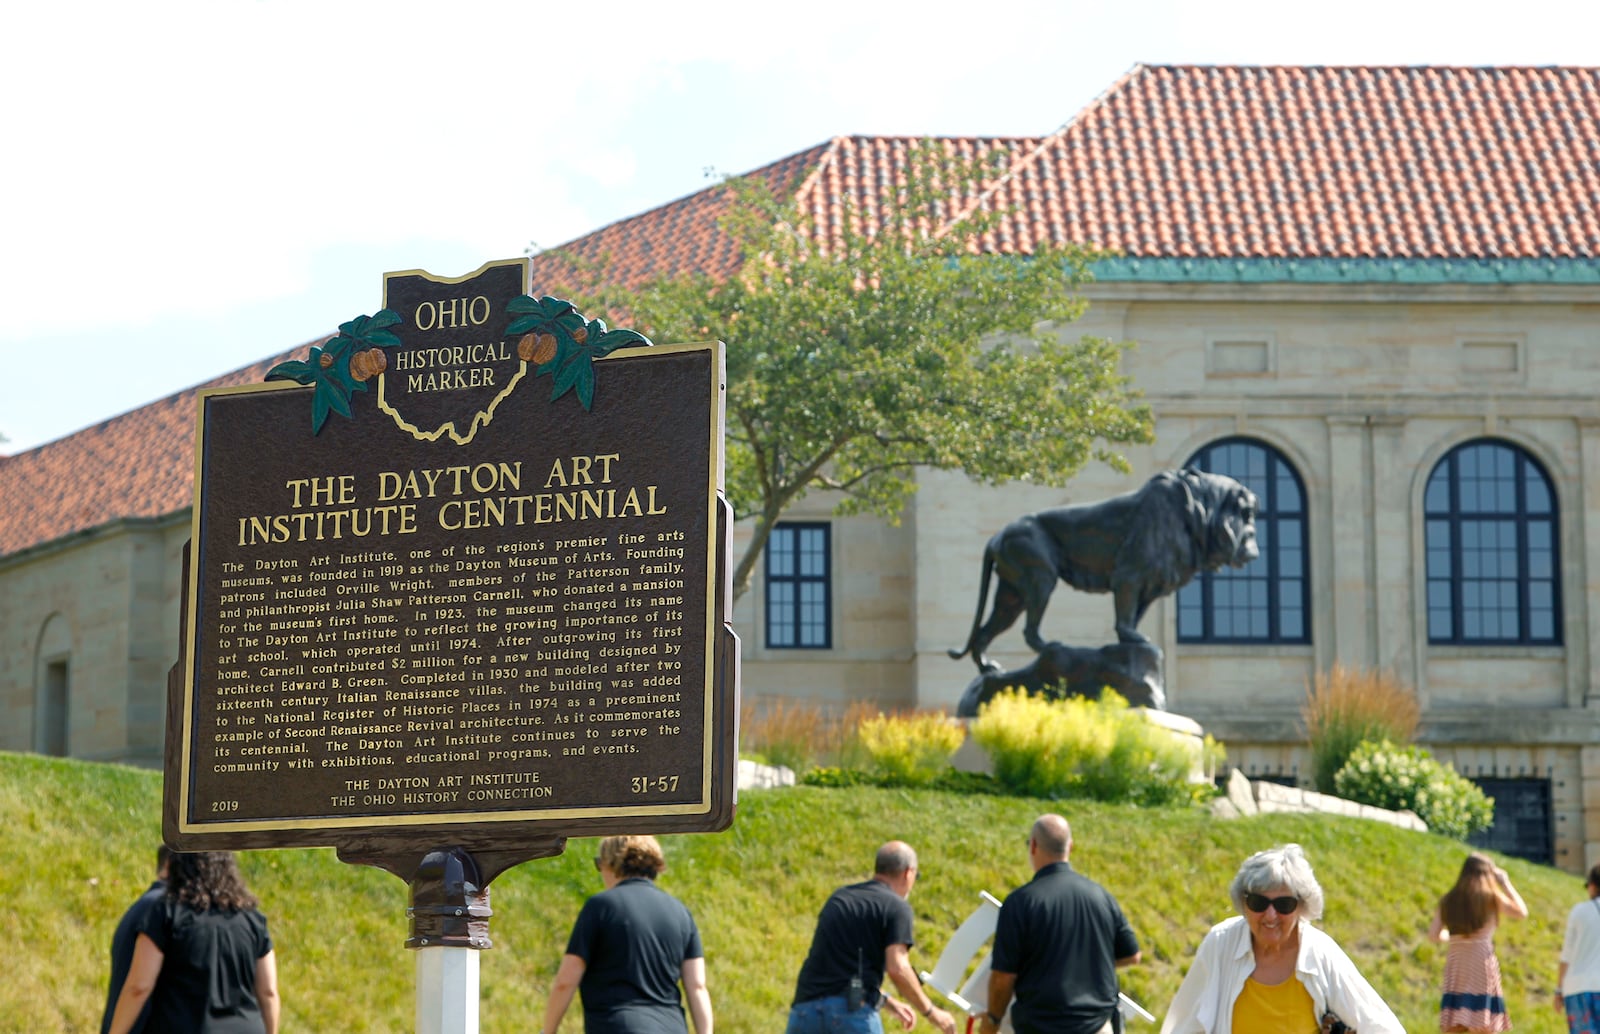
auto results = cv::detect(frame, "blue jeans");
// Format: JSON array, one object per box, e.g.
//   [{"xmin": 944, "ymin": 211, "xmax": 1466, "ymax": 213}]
[{"xmin": 786, "ymin": 995, "xmax": 884, "ymax": 1034}]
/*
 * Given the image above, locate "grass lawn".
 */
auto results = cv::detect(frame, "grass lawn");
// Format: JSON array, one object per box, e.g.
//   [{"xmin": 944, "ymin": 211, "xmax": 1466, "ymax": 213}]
[{"xmin": 3, "ymin": 750, "xmax": 1583, "ymax": 1032}]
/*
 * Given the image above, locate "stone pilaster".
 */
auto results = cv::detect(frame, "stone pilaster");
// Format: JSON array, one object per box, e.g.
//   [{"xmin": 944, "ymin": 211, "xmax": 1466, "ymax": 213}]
[
  {"xmin": 1324, "ymin": 416, "xmax": 1373, "ymax": 668},
  {"xmin": 1580, "ymin": 419, "xmax": 1600, "ymax": 706}
]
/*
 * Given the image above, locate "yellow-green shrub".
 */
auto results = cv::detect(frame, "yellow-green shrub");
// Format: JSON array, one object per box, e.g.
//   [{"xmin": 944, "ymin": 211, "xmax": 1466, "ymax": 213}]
[
  {"xmin": 857, "ymin": 711, "xmax": 967, "ymax": 786},
  {"xmin": 970, "ymin": 689, "xmax": 1213, "ymax": 805}
]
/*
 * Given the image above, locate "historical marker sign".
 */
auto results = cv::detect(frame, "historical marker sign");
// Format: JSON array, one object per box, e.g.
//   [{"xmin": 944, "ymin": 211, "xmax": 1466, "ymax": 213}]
[{"xmin": 164, "ymin": 258, "xmax": 738, "ymax": 856}]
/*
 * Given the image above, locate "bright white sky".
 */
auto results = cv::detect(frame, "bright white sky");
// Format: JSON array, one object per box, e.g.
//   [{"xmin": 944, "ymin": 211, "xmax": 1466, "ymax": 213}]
[{"xmin": 3, "ymin": 0, "xmax": 1596, "ymax": 453}]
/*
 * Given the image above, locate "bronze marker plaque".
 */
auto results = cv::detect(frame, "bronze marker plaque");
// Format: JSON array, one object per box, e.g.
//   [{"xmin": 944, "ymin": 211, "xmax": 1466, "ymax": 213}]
[{"xmin": 165, "ymin": 258, "xmax": 738, "ymax": 855}]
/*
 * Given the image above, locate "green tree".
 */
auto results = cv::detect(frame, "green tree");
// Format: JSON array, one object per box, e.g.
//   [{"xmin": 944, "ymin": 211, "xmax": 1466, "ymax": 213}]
[{"xmin": 539, "ymin": 142, "xmax": 1153, "ymax": 601}]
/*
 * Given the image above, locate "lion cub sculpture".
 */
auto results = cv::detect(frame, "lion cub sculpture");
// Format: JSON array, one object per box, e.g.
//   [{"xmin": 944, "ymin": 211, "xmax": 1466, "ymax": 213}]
[{"xmin": 948, "ymin": 468, "xmax": 1259, "ymax": 675}]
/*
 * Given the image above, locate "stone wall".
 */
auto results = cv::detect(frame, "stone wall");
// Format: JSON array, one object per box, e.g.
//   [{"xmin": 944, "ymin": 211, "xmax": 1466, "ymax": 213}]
[{"xmin": 1212, "ymin": 768, "xmax": 1428, "ymax": 832}]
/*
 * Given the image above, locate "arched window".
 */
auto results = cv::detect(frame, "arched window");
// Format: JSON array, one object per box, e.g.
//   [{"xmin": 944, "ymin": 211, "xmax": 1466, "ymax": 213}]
[
  {"xmin": 1425, "ymin": 440, "xmax": 1560, "ymax": 644},
  {"xmin": 1177, "ymin": 438, "xmax": 1309, "ymax": 643}
]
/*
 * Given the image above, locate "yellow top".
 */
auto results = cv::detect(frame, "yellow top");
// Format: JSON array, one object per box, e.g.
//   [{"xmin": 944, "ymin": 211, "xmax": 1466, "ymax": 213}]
[{"xmin": 1232, "ymin": 974, "xmax": 1318, "ymax": 1034}]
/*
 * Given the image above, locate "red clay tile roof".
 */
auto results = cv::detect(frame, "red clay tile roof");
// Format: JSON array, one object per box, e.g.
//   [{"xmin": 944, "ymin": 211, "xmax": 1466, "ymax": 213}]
[
  {"xmin": 7, "ymin": 64, "xmax": 1600, "ymax": 560},
  {"xmin": 530, "ymin": 64, "xmax": 1600, "ymax": 284},
  {"xmin": 0, "ymin": 345, "xmax": 315, "ymax": 559},
  {"xmin": 527, "ymin": 137, "xmax": 1048, "ymax": 293},
  {"xmin": 1032, "ymin": 64, "xmax": 1600, "ymax": 259},
  {"xmin": 529, "ymin": 142, "xmax": 834, "ymax": 291}
]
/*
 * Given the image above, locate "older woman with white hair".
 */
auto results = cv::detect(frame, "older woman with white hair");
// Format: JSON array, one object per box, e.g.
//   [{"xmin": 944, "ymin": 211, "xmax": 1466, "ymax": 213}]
[{"xmin": 1160, "ymin": 844, "xmax": 1402, "ymax": 1034}]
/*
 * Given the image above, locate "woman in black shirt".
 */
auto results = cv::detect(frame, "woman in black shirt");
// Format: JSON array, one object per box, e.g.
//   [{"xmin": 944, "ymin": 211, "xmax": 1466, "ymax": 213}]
[{"xmin": 106, "ymin": 851, "xmax": 279, "ymax": 1034}]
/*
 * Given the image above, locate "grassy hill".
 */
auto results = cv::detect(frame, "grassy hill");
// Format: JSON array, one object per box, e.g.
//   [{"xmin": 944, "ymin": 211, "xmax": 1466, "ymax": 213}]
[{"xmin": 3, "ymin": 750, "xmax": 1583, "ymax": 1032}]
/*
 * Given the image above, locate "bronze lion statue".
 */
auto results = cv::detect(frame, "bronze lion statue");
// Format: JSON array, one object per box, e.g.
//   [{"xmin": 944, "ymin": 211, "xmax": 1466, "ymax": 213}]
[{"xmin": 948, "ymin": 468, "xmax": 1259, "ymax": 673}]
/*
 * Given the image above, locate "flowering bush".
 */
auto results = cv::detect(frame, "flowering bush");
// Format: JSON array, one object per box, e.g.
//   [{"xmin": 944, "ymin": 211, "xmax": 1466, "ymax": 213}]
[
  {"xmin": 1332, "ymin": 739, "xmax": 1494, "ymax": 840},
  {"xmin": 969, "ymin": 689, "xmax": 1218, "ymax": 806}
]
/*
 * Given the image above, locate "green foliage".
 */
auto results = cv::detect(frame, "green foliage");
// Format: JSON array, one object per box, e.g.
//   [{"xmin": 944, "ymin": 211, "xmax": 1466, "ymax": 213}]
[
  {"xmin": 1333, "ymin": 740, "xmax": 1495, "ymax": 840},
  {"xmin": 6, "ymin": 751, "xmax": 1583, "ymax": 1034},
  {"xmin": 1302, "ymin": 665, "xmax": 1421, "ymax": 793},
  {"xmin": 855, "ymin": 711, "xmax": 966, "ymax": 786},
  {"xmin": 803, "ymin": 765, "xmax": 1003, "ymax": 795},
  {"xmin": 539, "ymin": 141, "xmax": 1153, "ymax": 599},
  {"xmin": 968, "ymin": 689, "xmax": 1211, "ymax": 806},
  {"xmin": 800, "ymin": 765, "xmax": 873, "ymax": 787}
]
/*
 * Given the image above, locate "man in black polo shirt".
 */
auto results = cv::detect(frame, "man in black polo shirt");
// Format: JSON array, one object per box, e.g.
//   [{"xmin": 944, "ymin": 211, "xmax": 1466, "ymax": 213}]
[
  {"xmin": 982, "ymin": 815, "xmax": 1140, "ymax": 1034},
  {"xmin": 788, "ymin": 841, "xmax": 958, "ymax": 1034}
]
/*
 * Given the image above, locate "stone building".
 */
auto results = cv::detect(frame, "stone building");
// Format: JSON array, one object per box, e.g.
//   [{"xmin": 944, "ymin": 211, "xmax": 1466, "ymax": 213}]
[{"xmin": 4, "ymin": 64, "xmax": 1599, "ymax": 870}]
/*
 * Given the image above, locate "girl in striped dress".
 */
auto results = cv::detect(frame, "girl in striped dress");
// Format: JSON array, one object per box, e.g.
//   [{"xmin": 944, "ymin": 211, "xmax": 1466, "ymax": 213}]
[{"xmin": 1429, "ymin": 853, "xmax": 1528, "ymax": 1033}]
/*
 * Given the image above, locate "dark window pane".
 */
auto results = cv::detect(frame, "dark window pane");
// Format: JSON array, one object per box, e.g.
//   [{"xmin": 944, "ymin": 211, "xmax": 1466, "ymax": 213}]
[
  {"xmin": 1425, "ymin": 471, "xmax": 1450, "ymax": 513},
  {"xmin": 1426, "ymin": 441, "xmax": 1560, "ymax": 645},
  {"xmin": 1526, "ymin": 470, "xmax": 1551, "ymax": 512},
  {"xmin": 766, "ymin": 522, "xmax": 831, "ymax": 649},
  {"xmin": 1277, "ymin": 471, "xmax": 1301, "ymax": 511},
  {"xmin": 769, "ymin": 583, "xmax": 795, "ymax": 646},
  {"xmin": 1179, "ymin": 438, "xmax": 1309, "ymax": 644}
]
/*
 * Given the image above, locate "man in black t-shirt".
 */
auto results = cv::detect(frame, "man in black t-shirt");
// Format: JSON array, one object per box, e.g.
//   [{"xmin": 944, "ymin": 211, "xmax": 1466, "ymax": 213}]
[
  {"xmin": 983, "ymin": 815, "xmax": 1140, "ymax": 1034},
  {"xmin": 787, "ymin": 841, "xmax": 957, "ymax": 1034}
]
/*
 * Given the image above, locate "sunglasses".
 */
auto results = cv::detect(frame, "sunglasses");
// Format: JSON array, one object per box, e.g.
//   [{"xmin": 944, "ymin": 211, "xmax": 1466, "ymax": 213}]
[{"xmin": 1244, "ymin": 893, "xmax": 1299, "ymax": 915}]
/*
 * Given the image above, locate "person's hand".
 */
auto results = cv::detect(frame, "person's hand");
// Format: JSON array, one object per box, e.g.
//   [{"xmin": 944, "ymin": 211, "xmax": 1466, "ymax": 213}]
[
  {"xmin": 927, "ymin": 1005, "xmax": 958, "ymax": 1034},
  {"xmin": 1556, "ymin": 990, "xmax": 1568, "ymax": 1013},
  {"xmin": 881, "ymin": 996, "xmax": 915, "ymax": 1030}
]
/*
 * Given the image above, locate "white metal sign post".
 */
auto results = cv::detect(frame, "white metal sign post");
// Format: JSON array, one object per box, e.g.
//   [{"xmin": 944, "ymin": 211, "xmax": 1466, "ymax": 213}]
[
  {"xmin": 416, "ymin": 948, "xmax": 479, "ymax": 1034},
  {"xmin": 407, "ymin": 847, "xmax": 491, "ymax": 1034}
]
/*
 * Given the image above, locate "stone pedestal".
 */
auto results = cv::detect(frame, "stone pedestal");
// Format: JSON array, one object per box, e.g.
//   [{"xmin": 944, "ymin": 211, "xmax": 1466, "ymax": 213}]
[{"xmin": 955, "ymin": 640, "xmax": 1164, "ymax": 717}]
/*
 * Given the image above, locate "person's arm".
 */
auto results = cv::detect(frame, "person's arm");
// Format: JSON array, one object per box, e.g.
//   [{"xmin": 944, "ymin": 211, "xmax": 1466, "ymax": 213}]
[
  {"xmin": 884, "ymin": 943, "xmax": 956, "ymax": 1034},
  {"xmin": 1321, "ymin": 934, "xmax": 1406, "ymax": 1034},
  {"xmin": 1495, "ymin": 866, "xmax": 1529, "ymax": 920},
  {"xmin": 541, "ymin": 954, "xmax": 587, "ymax": 1034},
  {"xmin": 1158, "ymin": 930, "xmax": 1215, "ymax": 1034},
  {"xmin": 982, "ymin": 968, "xmax": 1016, "ymax": 1034},
  {"xmin": 1117, "ymin": 951, "xmax": 1141, "ymax": 967},
  {"xmin": 879, "ymin": 992, "xmax": 917, "ymax": 1031},
  {"xmin": 1427, "ymin": 908, "xmax": 1449, "ymax": 942},
  {"xmin": 680, "ymin": 956, "xmax": 712, "ymax": 1034},
  {"xmin": 1558, "ymin": 960, "xmax": 1570, "ymax": 1011},
  {"xmin": 106, "ymin": 934, "xmax": 163, "ymax": 1034},
  {"xmin": 255, "ymin": 949, "xmax": 280, "ymax": 1034}
]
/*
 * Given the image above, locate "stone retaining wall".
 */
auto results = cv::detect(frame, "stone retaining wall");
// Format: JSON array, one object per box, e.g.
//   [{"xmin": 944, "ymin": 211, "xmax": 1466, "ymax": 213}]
[{"xmin": 1212, "ymin": 768, "xmax": 1427, "ymax": 832}]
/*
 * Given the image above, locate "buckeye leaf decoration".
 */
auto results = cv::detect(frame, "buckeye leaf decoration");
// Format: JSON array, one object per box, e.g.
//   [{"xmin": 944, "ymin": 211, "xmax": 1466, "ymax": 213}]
[
  {"xmin": 266, "ymin": 308, "xmax": 402, "ymax": 433},
  {"xmin": 504, "ymin": 295, "xmax": 651, "ymax": 411}
]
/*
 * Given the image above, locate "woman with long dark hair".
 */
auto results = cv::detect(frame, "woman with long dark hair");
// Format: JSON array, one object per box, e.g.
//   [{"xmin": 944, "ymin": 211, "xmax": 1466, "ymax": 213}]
[
  {"xmin": 1429, "ymin": 852, "xmax": 1527, "ymax": 1033},
  {"xmin": 106, "ymin": 850, "xmax": 279, "ymax": 1034}
]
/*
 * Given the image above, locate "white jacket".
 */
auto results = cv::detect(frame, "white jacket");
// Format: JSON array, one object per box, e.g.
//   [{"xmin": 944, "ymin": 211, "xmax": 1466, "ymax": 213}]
[{"xmin": 1159, "ymin": 916, "xmax": 1403, "ymax": 1034}]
